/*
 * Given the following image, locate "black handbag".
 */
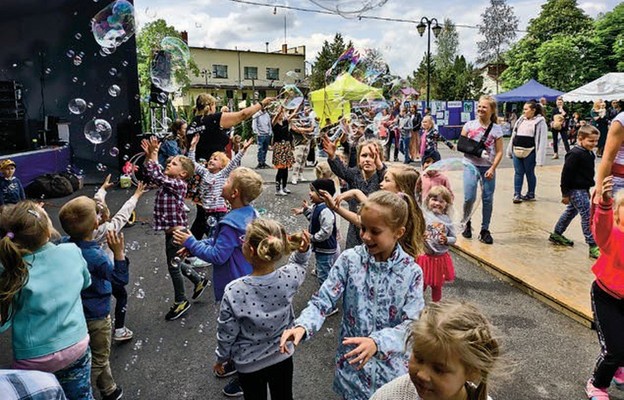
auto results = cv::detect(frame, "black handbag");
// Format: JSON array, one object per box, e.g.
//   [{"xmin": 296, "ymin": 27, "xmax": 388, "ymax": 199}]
[{"xmin": 457, "ymin": 122, "xmax": 493, "ymax": 157}]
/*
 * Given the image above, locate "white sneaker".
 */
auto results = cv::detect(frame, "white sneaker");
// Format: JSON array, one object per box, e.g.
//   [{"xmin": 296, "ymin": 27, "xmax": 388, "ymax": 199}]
[
  {"xmin": 282, "ymin": 187, "xmax": 291, "ymax": 194},
  {"xmin": 291, "ymin": 178, "xmax": 298, "ymax": 185},
  {"xmin": 276, "ymin": 189, "xmax": 287, "ymax": 196},
  {"xmin": 190, "ymin": 258, "xmax": 211, "ymax": 268},
  {"xmin": 113, "ymin": 326, "xmax": 134, "ymax": 342}
]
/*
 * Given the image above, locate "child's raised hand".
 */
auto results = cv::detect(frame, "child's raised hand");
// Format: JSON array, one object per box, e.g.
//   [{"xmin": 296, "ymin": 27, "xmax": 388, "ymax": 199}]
[
  {"xmin": 140, "ymin": 138, "xmax": 151, "ymax": 154},
  {"xmin": 242, "ymin": 137, "xmax": 254, "ymax": 152},
  {"xmin": 321, "ymin": 135, "xmax": 337, "ymax": 159},
  {"xmin": 172, "ymin": 228, "xmax": 192, "ymax": 246},
  {"xmin": 106, "ymin": 230, "xmax": 125, "ymax": 260},
  {"xmin": 370, "ymin": 144, "xmax": 383, "ymax": 169},
  {"xmin": 133, "ymin": 181, "xmax": 148, "ymax": 198},
  {"xmin": 297, "ymin": 231, "xmax": 311, "ymax": 253},
  {"xmin": 343, "ymin": 336, "xmax": 378, "ymax": 370},
  {"xmin": 149, "ymin": 136, "xmax": 161, "ymax": 153},
  {"xmin": 337, "ymin": 189, "xmax": 366, "ymax": 204},
  {"xmin": 279, "ymin": 326, "xmax": 307, "ymax": 354},
  {"xmin": 601, "ymin": 175, "xmax": 614, "ymax": 203},
  {"xmin": 190, "ymin": 134, "xmax": 200, "ymax": 149},
  {"xmin": 438, "ymin": 232, "xmax": 448, "ymax": 245},
  {"xmin": 318, "ymin": 189, "xmax": 338, "ymax": 211},
  {"xmin": 100, "ymin": 174, "xmax": 114, "ymax": 191},
  {"xmin": 291, "ymin": 200, "xmax": 308, "ymax": 215}
]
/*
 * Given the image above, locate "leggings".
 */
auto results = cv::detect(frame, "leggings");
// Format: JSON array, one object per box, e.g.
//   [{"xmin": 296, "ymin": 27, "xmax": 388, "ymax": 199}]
[
  {"xmin": 112, "ymin": 282, "xmax": 128, "ymax": 329},
  {"xmin": 275, "ymin": 168, "xmax": 288, "ymax": 188},
  {"xmin": 190, "ymin": 205, "xmax": 207, "ymax": 240},
  {"xmin": 238, "ymin": 357, "xmax": 293, "ymax": 400},
  {"xmin": 552, "ymin": 129, "xmax": 570, "ymax": 155}
]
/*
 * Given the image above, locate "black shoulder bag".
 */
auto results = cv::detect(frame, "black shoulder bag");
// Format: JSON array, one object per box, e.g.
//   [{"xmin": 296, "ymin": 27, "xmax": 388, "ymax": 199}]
[{"xmin": 457, "ymin": 122, "xmax": 493, "ymax": 157}]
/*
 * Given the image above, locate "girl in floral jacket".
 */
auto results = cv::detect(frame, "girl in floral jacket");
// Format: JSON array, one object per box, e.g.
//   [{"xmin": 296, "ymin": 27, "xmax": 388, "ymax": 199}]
[{"xmin": 280, "ymin": 191, "xmax": 425, "ymax": 400}]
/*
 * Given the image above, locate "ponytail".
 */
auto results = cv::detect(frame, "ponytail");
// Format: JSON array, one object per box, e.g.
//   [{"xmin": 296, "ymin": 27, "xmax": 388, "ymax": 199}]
[
  {"xmin": 398, "ymin": 193, "xmax": 425, "ymax": 258},
  {"xmin": 247, "ymin": 219, "xmax": 303, "ymax": 264},
  {"xmin": 0, "ymin": 235, "xmax": 29, "ymax": 325}
]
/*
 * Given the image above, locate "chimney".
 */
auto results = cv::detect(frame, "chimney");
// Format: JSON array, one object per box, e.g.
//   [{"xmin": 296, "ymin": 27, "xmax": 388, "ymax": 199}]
[
  {"xmin": 281, "ymin": 44, "xmax": 287, "ymax": 54},
  {"xmin": 180, "ymin": 31, "xmax": 188, "ymax": 44},
  {"xmin": 265, "ymin": 42, "xmax": 269, "ymax": 53}
]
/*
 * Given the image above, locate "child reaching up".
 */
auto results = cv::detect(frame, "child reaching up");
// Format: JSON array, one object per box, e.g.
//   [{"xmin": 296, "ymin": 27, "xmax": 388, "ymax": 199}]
[
  {"xmin": 371, "ymin": 300, "xmax": 500, "ymax": 400},
  {"xmin": 173, "ymin": 167, "xmax": 264, "ymax": 302},
  {"xmin": 585, "ymin": 175, "xmax": 624, "ymax": 399},
  {"xmin": 141, "ymin": 136, "xmax": 209, "ymax": 321},
  {"xmin": 59, "ymin": 196, "xmax": 129, "ymax": 400},
  {"xmin": 280, "ymin": 191, "xmax": 425, "ymax": 400},
  {"xmin": 214, "ymin": 219, "xmax": 311, "ymax": 400},
  {"xmin": 188, "ymin": 134, "xmax": 253, "ymax": 240},
  {"xmin": 419, "ymin": 186, "xmax": 456, "ymax": 302},
  {"xmin": 93, "ymin": 175, "xmax": 148, "ymax": 342},
  {"xmin": 0, "ymin": 202, "xmax": 93, "ymax": 400}
]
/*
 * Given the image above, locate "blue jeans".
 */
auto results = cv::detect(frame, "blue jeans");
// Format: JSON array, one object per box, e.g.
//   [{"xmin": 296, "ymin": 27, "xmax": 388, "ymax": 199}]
[
  {"xmin": 401, "ymin": 136, "xmax": 412, "ymax": 163},
  {"xmin": 55, "ymin": 347, "xmax": 95, "ymax": 400},
  {"xmin": 512, "ymin": 150, "xmax": 536, "ymax": 197},
  {"xmin": 554, "ymin": 189, "xmax": 595, "ymax": 246},
  {"xmin": 315, "ymin": 252, "xmax": 335, "ymax": 287},
  {"xmin": 257, "ymin": 135, "xmax": 271, "ymax": 165},
  {"xmin": 463, "ymin": 164, "xmax": 496, "ymax": 231}
]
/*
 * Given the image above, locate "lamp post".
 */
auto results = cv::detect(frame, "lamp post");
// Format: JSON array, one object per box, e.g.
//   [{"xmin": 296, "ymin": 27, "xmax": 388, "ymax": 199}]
[{"xmin": 416, "ymin": 17, "xmax": 442, "ymax": 110}]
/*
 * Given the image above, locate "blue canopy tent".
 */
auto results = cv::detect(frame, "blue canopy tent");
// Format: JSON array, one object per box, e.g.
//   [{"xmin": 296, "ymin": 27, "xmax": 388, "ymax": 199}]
[{"xmin": 494, "ymin": 79, "xmax": 564, "ymax": 102}]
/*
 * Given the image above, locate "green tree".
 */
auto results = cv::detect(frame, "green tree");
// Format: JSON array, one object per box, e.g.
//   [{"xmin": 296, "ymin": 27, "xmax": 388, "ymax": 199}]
[
  {"xmin": 476, "ymin": 0, "xmax": 519, "ymax": 93},
  {"xmin": 135, "ymin": 19, "xmax": 199, "ymax": 131},
  {"xmin": 501, "ymin": 0, "xmax": 593, "ymax": 90},
  {"xmin": 434, "ymin": 18, "xmax": 459, "ymax": 70},
  {"xmin": 309, "ymin": 33, "xmax": 353, "ymax": 90},
  {"xmin": 593, "ymin": 3, "xmax": 624, "ymax": 71}
]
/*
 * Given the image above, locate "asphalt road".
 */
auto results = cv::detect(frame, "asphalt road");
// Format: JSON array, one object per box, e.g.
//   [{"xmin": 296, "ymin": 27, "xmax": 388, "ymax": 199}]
[{"xmin": 1, "ymin": 143, "xmax": 620, "ymax": 400}]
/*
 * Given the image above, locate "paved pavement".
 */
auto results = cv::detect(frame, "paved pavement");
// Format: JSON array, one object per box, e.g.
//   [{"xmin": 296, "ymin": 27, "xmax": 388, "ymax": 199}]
[{"xmin": 1, "ymin": 142, "xmax": 622, "ymax": 400}]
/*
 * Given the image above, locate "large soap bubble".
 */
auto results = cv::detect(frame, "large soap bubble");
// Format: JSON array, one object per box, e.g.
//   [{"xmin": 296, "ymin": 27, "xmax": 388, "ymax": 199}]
[
  {"xmin": 84, "ymin": 119, "xmax": 113, "ymax": 144},
  {"xmin": 68, "ymin": 98, "xmax": 87, "ymax": 115},
  {"xmin": 150, "ymin": 36, "xmax": 190, "ymax": 93},
  {"xmin": 417, "ymin": 157, "xmax": 482, "ymax": 233},
  {"xmin": 266, "ymin": 85, "xmax": 305, "ymax": 116},
  {"xmin": 91, "ymin": 0, "xmax": 136, "ymax": 50},
  {"xmin": 308, "ymin": 0, "xmax": 389, "ymax": 17}
]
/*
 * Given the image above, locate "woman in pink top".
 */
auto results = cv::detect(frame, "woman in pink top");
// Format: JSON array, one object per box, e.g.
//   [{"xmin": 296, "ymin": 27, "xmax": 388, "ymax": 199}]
[
  {"xmin": 585, "ymin": 175, "xmax": 624, "ymax": 399},
  {"xmin": 595, "ymin": 105, "xmax": 624, "ymax": 197}
]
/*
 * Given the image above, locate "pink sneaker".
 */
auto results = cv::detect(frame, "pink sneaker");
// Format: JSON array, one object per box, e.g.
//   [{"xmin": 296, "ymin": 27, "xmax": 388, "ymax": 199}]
[
  {"xmin": 586, "ymin": 379, "xmax": 610, "ymax": 399},
  {"xmin": 613, "ymin": 367, "xmax": 624, "ymax": 390}
]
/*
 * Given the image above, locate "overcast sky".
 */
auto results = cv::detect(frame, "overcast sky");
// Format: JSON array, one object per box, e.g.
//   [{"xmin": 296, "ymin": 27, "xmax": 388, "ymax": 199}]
[{"xmin": 132, "ymin": 0, "xmax": 619, "ymax": 77}]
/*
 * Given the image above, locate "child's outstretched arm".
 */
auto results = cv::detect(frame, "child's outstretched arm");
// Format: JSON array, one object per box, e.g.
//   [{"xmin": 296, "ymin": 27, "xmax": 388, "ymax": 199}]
[
  {"xmin": 319, "ymin": 189, "xmax": 361, "ymax": 228},
  {"xmin": 107, "ymin": 182, "xmax": 147, "ymax": 234},
  {"xmin": 94, "ymin": 174, "xmax": 114, "ymax": 203},
  {"xmin": 173, "ymin": 224, "xmax": 238, "ymax": 266},
  {"xmin": 107, "ymin": 230, "xmax": 129, "ymax": 286},
  {"xmin": 593, "ymin": 175, "xmax": 615, "ymax": 251}
]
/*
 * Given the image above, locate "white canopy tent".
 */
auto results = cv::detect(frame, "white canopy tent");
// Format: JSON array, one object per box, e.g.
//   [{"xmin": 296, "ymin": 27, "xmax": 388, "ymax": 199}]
[{"xmin": 562, "ymin": 72, "xmax": 624, "ymax": 102}]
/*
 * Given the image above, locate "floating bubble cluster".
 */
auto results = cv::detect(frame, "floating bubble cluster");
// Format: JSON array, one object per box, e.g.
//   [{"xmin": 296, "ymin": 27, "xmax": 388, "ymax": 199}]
[
  {"xmin": 84, "ymin": 119, "xmax": 112, "ymax": 144},
  {"xmin": 91, "ymin": 0, "xmax": 136, "ymax": 51}
]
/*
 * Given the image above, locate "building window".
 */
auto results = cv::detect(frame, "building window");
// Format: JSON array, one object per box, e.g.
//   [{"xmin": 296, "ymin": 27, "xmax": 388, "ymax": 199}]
[
  {"xmin": 258, "ymin": 90, "xmax": 267, "ymax": 99},
  {"xmin": 266, "ymin": 67, "xmax": 279, "ymax": 81},
  {"xmin": 212, "ymin": 64, "xmax": 228, "ymax": 79},
  {"xmin": 244, "ymin": 67, "xmax": 258, "ymax": 80},
  {"xmin": 294, "ymin": 68, "xmax": 302, "ymax": 73},
  {"xmin": 226, "ymin": 90, "xmax": 234, "ymax": 99}
]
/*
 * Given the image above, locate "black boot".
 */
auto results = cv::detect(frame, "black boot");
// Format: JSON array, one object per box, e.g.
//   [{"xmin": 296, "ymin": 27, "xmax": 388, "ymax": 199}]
[{"xmin": 462, "ymin": 221, "xmax": 472, "ymax": 239}]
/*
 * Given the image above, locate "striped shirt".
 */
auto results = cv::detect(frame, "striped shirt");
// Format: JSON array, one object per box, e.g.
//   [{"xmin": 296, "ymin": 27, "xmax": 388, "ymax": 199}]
[
  {"xmin": 145, "ymin": 160, "xmax": 188, "ymax": 230},
  {"xmin": 188, "ymin": 150, "xmax": 243, "ymax": 211}
]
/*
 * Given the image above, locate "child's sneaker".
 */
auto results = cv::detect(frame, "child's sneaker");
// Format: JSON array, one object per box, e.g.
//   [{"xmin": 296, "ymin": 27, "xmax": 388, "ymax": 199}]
[
  {"xmin": 113, "ymin": 326, "xmax": 133, "ymax": 342},
  {"xmin": 549, "ymin": 232, "xmax": 574, "ymax": 247},
  {"xmin": 222, "ymin": 378, "xmax": 244, "ymax": 397},
  {"xmin": 165, "ymin": 300, "xmax": 191, "ymax": 321},
  {"xmin": 585, "ymin": 379, "xmax": 610, "ymax": 399},
  {"xmin": 102, "ymin": 386, "xmax": 123, "ymax": 400},
  {"xmin": 613, "ymin": 367, "xmax": 624, "ymax": 390},
  {"xmin": 214, "ymin": 360, "xmax": 237, "ymax": 378},
  {"xmin": 589, "ymin": 246, "xmax": 601, "ymax": 259},
  {"xmin": 192, "ymin": 278, "xmax": 210, "ymax": 300}
]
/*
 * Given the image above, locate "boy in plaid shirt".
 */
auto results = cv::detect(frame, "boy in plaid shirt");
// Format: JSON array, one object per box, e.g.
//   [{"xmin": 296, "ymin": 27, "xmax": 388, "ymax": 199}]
[{"xmin": 141, "ymin": 137, "xmax": 210, "ymax": 321}]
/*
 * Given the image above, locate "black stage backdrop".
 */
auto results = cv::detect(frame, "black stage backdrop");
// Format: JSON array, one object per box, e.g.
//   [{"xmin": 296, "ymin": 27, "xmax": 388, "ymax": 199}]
[{"xmin": 0, "ymin": 0, "xmax": 142, "ymax": 170}]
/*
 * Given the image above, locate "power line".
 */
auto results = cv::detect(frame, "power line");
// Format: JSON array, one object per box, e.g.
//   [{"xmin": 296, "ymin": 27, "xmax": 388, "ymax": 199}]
[{"xmin": 226, "ymin": 0, "xmax": 527, "ymax": 32}]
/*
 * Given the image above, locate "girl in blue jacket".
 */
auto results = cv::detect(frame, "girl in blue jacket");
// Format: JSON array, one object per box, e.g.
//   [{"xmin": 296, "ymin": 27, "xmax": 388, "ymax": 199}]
[
  {"xmin": 0, "ymin": 201, "xmax": 94, "ymax": 400},
  {"xmin": 280, "ymin": 191, "xmax": 425, "ymax": 400}
]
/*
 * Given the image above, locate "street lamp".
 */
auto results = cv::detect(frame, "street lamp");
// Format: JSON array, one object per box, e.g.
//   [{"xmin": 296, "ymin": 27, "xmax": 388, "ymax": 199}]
[{"xmin": 416, "ymin": 17, "xmax": 442, "ymax": 110}]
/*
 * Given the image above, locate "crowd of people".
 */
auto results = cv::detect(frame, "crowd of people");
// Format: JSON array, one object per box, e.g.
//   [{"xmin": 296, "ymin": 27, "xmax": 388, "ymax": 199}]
[{"xmin": 0, "ymin": 91, "xmax": 623, "ymax": 400}]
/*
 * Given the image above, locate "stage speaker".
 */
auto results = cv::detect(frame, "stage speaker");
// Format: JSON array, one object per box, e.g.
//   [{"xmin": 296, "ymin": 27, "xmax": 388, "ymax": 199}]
[{"xmin": 44, "ymin": 115, "xmax": 60, "ymax": 144}]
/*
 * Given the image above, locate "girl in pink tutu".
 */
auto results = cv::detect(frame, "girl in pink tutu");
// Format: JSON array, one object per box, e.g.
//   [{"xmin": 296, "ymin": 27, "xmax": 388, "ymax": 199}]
[{"xmin": 418, "ymin": 185, "xmax": 456, "ymax": 302}]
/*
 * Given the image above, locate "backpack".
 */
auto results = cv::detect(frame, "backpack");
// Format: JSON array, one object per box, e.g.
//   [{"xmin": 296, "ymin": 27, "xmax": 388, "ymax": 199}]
[{"xmin": 26, "ymin": 174, "xmax": 74, "ymax": 198}]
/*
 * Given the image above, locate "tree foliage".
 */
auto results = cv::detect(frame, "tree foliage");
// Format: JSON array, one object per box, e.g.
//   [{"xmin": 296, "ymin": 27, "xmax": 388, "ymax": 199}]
[
  {"xmin": 308, "ymin": 33, "xmax": 353, "ymax": 90},
  {"xmin": 527, "ymin": 0, "xmax": 592, "ymax": 43},
  {"xmin": 476, "ymin": 0, "xmax": 519, "ymax": 66},
  {"xmin": 593, "ymin": 3, "xmax": 624, "ymax": 72},
  {"xmin": 434, "ymin": 18, "xmax": 459, "ymax": 70}
]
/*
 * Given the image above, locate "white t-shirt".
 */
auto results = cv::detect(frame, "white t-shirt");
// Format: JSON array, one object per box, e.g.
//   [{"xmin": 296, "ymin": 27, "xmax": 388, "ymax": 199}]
[
  {"xmin": 613, "ymin": 112, "xmax": 624, "ymax": 166},
  {"xmin": 462, "ymin": 119, "xmax": 504, "ymax": 167}
]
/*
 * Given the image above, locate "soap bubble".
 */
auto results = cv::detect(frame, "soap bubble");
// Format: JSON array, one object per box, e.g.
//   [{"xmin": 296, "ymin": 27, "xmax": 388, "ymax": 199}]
[
  {"xmin": 122, "ymin": 60, "xmax": 128, "ymax": 67},
  {"xmin": 84, "ymin": 118, "xmax": 112, "ymax": 144},
  {"xmin": 73, "ymin": 56, "xmax": 82, "ymax": 66},
  {"xmin": 157, "ymin": 92, "xmax": 168, "ymax": 103},
  {"xmin": 284, "ymin": 70, "xmax": 299, "ymax": 85},
  {"xmin": 123, "ymin": 154, "xmax": 129, "ymax": 161},
  {"xmin": 109, "ymin": 67, "xmax": 117, "ymax": 76},
  {"xmin": 109, "ymin": 147, "xmax": 119, "ymax": 156},
  {"xmin": 68, "ymin": 98, "xmax": 87, "ymax": 115},
  {"xmin": 44, "ymin": 68, "xmax": 52, "ymax": 75},
  {"xmin": 136, "ymin": 288, "xmax": 145, "ymax": 299},
  {"xmin": 104, "ymin": 103, "xmax": 111, "ymax": 110},
  {"xmin": 66, "ymin": 49, "xmax": 75, "ymax": 58},
  {"xmin": 150, "ymin": 36, "xmax": 190, "ymax": 93},
  {"xmin": 206, "ymin": 216, "xmax": 217, "ymax": 227},
  {"xmin": 170, "ymin": 257, "xmax": 181, "ymax": 268},
  {"xmin": 124, "ymin": 143, "xmax": 131, "ymax": 150},
  {"xmin": 129, "ymin": 241, "xmax": 140, "ymax": 251},
  {"xmin": 96, "ymin": 163, "xmax": 108, "ymax": 171},
  {"xmin": 418, "ymin": 158, "xmax": 482, "ymax": 233},
  {"xmin": 75, "ymin": 33, "xmax": 82, "ymax": 40},
  {"xmin": 309, "ymin": 0, "xmax": 389, "ymax": 17},
  {"xmin": 87, "ymin": 101, "xmax": 94, "ymax": 109},
  {"xmin": 108, "ymin": 85, "xmax": 121, "ymax": 97},
  {"xmin": 145, "ymin": 7, "xmax": 157, "ymax": 18},
  {"xmin": 72, "ymin": 76, "xmax": 79, "ymax": 83},
  {"xmin": 91, "ymin": 0, "xmax": 136, "ymax": 50}
]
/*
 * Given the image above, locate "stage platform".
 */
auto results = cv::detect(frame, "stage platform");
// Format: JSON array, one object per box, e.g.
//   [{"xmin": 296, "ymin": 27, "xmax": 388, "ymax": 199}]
[
  {"xmin": 445, "ymin": 165, "xmax": 595, "ymax": 327},
  {"xmin": 0, "ymin": 145, "xmax": 71, "ymax": 187}
]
